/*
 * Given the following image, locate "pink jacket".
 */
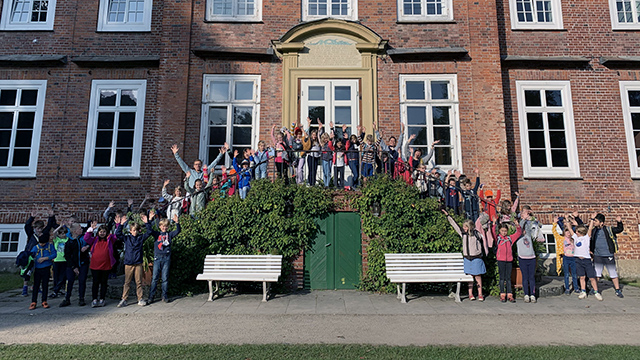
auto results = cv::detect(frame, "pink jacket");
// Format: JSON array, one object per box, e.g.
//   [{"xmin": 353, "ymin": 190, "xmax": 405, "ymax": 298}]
[
  {"xmin": 493, "ymin": 224, "xmax": 522, "ymax": 262},
  {"xmin": 84, "ymin": 231, "xmax": 117, "ymax": 269}
]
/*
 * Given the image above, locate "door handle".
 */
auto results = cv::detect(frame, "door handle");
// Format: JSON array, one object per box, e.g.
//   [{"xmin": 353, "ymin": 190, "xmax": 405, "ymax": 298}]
[{"xmin": 326, "ymin": 243, "xmax": 331, "ymax": 247}]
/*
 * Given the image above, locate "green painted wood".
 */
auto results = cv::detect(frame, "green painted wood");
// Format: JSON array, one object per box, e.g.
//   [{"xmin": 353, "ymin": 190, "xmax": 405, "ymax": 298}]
[
  {"xmin": 334, "ymin": 212, "xmax": 361, "ymax": 289},
  {"xmin": 305, "ymin": 215, "xmax": 329, "ymax": 289}
]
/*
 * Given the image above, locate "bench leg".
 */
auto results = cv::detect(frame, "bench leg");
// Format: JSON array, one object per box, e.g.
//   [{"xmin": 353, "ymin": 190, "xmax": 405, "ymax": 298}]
[
  {"xmin": 455, "ymin": 282, "xmax": 461, "ymax": 303},
  {"xmin": 262, "ymin": 281, "xmax": 268, "ymax": 302},
  {"xmin": 397, "ymin": 284, "xmax": 401, "ymax": 300},
  {"xmin": 207, "ymin": 281, "xmax": 213, "ymax": 302},
  {"xmin": 401, "ymin": 283, "xmax": 407, "ymax": 304},
  {"xmin": 214, "ymin": 281, "xmax": 220, "ymax": 300}
]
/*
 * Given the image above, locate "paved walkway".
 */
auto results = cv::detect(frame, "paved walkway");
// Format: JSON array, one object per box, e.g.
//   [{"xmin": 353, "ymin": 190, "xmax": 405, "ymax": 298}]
[{"xmin": 1, "ymin": 282, "xmax": 640, "ymax": 345}]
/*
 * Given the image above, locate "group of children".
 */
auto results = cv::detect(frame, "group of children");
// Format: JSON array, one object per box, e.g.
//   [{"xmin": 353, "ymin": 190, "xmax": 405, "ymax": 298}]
[{"xmin": 18, "ymin": 206, "xmax": 180, "ymax": 310}]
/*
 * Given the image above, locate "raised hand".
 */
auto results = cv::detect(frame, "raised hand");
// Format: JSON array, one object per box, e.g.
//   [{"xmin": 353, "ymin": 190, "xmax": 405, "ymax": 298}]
[
  {"xmin": 172, "ymin": 214, "xmax": 179, "ymax": 223},
  {"xmin": 163, "ymin": 179, "xmax": 171, "ymax": 187},
  {"xmin": 591, "ymin": 212, "xmax": 598, "ymax": 221},
  {"xmin": 431, "ymin": 140, "xmax": 441, "ymax": 149},
  {"xmin": 233, "ymin": 149, "xmax": 239, "ymax": 158},
  {"xmin": 140, "ymin": 214, "xmax": 148, "ymax": 224},
  {"xmin": 409, "ymin": 134, "xmax": 416, "ymax": 141},
  {"xmin": 223, "ymin": 142, "xmax": 229, "ymax": 151},
  {"xmin": 616, "ymin": 215, "xmax": 622, "ymax": 222},
  {"xmin": 515, "ymin": 191, "xmax": 520, "ymax": 197},
  {"xmin": 441, "ymin": 209, "xmax": 449, "ymax": 216},
  {"xmin": 572, "ymin": 210, "xmax": 579, "ymax": 218},
  {"xmin": 553, "ymin": 216, "xmax": 558, "ymax": 223},
  {"xmin": 144, "ymin": 193, "xmax": 150, "ymax": 201},
  {"xmin": 31, "ymin": 210, "xmax": 37, "ymax": 217},
  {"xmin": 221, "ymin": 166, "xmax": 227, "ymax": 174},
  {"xmin": 454, "ymin": 170, "xmax": 461, "ymax": 178},
  {"xmin": 317, "ymin": 118, "xmax": 323, "ymax": 127},
  {"xmin": 329, "ymin": 121, "xmax": 334, "ymax": 128},
  {"xmin": 185, "ymin": 172, "xmax": 191, "ymax": 178},
  {"xmin": 127, "ymin": 199, "xmax": 134, "ymax": 207},
  {"xmin": 342, "ymin": 124, "xmax": 347, "ymax": 133},
  {"xmin": 474, "ymin": 168, "xmax": 479, "ymax": 175},
  {"xmin": 90, "ymin": 220, "xmax": 98, "ymax": 229},
  {"xmin": 120, "ymin": 214, "xmax": 128, "ymax": 224},
  {"xmin": 372, "ymin": 122, "xmax": 377, "ymax": 131},
  {"xmin": 149, "ymin": 209, "xmax": 156, "ymax": 220},
  {"xmin": 171, "ymin": 144, "xmax": 179, "ymax": 154},
  {"xmin": 108, "ymin": 201, "xmax": 115, "ymax": 208},
  {"xmin": 47, "ymin": 208, "xmax": 54, "ymax": 217}
]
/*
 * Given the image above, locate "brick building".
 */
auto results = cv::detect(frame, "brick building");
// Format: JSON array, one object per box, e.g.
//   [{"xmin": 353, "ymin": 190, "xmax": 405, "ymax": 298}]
[{"xmin": 0, "ymin": 0, "xmax": 638, "ymax": 281}]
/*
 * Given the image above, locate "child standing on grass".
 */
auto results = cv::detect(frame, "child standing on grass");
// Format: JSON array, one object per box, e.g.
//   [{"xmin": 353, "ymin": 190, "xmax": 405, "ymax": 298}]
[
  {"xmin": 518, "ymin": 206, "xmax": 545, "ymax": 303},
  {"xmin": 443, "ymin": 210, "xmax": 488, "ymax": 302},
  {"xmin": 494, "ymin": 222, "xmax": 522, "ymax": 303},
  {"xmin": 145, "ymin": 212, "xmax": 180, "ymax": 304},
  {"xmin": 60, "ymin": 223, "xmax": 90, "ymax": 307},
  {"xmin": 115, "ymin": 215, "xmax": 148, "ymax": 307},
  {"xmin": 553, "ymin": 216, "xmax": 579, "ymax": 295},
  {"xmin": 50, "ymin": 227, "xmax": 68, "ymax": 299},
  {"xmin": 85, "ymin": 222, "xmax": 117, "ymax": 307},
  {"xmin": 28, "ymin": 234, "xmax": 57, "ymax": 310},
  {"xmin": 566, "ymin": 215, "xmax": 603, "ymax": 301}
]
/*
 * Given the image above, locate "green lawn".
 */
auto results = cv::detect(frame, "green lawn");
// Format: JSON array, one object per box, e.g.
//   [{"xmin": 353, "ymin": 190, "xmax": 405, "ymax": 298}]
[
  {"xmin": 621, "ymin": 278, "xmax": 640, "ymax": 288},
  {"xmin": 1, "ymin": 344, "xmax": 639, "ymax": 360},
  {"xmin": 0, "ymin": 271, "xmax": 23, "ymax": 293}
]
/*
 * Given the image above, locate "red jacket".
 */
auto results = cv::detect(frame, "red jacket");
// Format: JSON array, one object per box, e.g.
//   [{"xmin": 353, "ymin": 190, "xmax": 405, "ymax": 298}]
[
  {"xmin": 479, "ymin": 189, "xmax": 501, "ymax": 222},
  {"xmin": 494, "ymin": 224, "xmax": 522, "ymax": 262}
]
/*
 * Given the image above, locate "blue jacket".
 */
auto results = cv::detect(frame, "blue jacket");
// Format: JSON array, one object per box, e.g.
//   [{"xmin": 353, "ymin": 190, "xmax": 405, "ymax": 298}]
[
  {"xmin": 115, "ymin": 223, "xmax": 147, "ymax": 265},
  {"xmin": 24, "ymin": 215, "xmax": 56, "ymax": 252},
  {"xmin": 461, "ymin": 177, "xmax": 481, "ymax": 220},
  {"xmin": 146, "ymin": 222, "xmax": 181, "ymax": 257},
  {"xmin": 30, "ymin": 242, "xmax": 57, "ymax": 269},
  {"xmin": 233, "ymin": 157, "xmax": 253, "ymax": 189}
]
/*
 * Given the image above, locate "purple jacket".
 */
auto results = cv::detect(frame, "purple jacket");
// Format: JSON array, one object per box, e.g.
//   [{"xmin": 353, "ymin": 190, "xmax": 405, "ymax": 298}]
[{"xmin": 84, "ymin": 231, "xmax": 117, "ymax": 269}]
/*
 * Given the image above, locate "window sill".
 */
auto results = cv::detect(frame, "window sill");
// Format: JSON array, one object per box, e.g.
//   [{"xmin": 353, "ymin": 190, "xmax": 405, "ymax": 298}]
[
  {"xmin": 203, "ymin": 19, "xmax": 263, "ymax": 24},
  {"xmin": 0, "ymin": 176, "xmax": 37, "ymax": 179},
  {"xmin": 0, "ymin": 28, "xmax": 54, "ymax": 32},
  {"xmin": 522, "ymin": 176, "xmax": 583, "ymax": 180},
  {"xmin": 510, "ymin": 27, "xmax": 567, "ymax": 32},
  {"xmin": 80, "ymin": 176, "xmax": 141, "ymax": 180},
  {"xmin": 396, "ymin": 20, "xmax": 456, "ymax": 24}
]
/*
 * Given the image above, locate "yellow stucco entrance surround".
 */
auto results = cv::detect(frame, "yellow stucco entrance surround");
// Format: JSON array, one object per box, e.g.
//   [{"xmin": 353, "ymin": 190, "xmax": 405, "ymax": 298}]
[{"xmin": 272, "ymin": 19, "xmax": 387, "ymax": 130}]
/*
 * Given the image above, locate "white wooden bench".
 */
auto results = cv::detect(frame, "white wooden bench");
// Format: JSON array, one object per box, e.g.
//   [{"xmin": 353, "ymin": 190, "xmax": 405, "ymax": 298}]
[
  {"xmin": 384, "ymin": 253, "xmax": 474, "ymax": 303},
  {"xmin": 196, "ymin": 254, "xmax": 283, "ymax": 302}
]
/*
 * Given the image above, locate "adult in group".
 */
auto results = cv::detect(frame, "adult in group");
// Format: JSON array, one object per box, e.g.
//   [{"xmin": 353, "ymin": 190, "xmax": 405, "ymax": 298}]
[
  {"xmin": 590, "ymin": 213, "xmax": 624, "ymax": 298},
  {"xmin": 171, "ymin": 143, "xmax": 229, "ymax": 190}
]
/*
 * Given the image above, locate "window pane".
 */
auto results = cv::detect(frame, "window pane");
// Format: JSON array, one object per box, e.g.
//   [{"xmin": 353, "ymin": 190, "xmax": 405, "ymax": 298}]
[
  {"xmin": 434, "ymin": 147, "xmax": 452, "ymax": 165},
  {"xmin": 94, "ymin": 149, "xmax": 111, "ymax": 166},
  {"xmin": 530, "ymin": 149, "xmax": 547, "ymax": 167},
  {"xmin": 0, "ymin": 90, "xmax": 17, "ymax": 106},
  {"xmin": 308, "ymin": 106, "xmax": 325, "ymax": 123},
  {"xmin": 115, "ymin": 149, "xmax": 133, "ymax": 166},
  {"xmin": 335, "ymin": 106, "xmax": 351, "ymax": 124},
  {"xmin": 211, "ymin": 81, "xmax": 230, "ymax": 101},
  {"xmin": 0, "ymin": 112, "xmax": 12, "ymax": 128},
  {"xmin": 14, "ymin": 130, "xmax": 32, "ymax": 147},
  {"xmin": 547, "ymin": 113, "xmax": 564, "ymax": 129},
  {"xmin": 632, "ymin": 113, "xmax": 640, "ymax": 130},
  {"xmin": 116, "ymin": 131, "xmax": 134, "ymax": 147},
  {"xmin": 209, "ymin": 107, "xmax": 227, "ymax": 126},
  {"xmin": 526, "ymin": 113, "xmax": 543, "ymax": 129},
  {"xmin": 629, "ymin": 90, "xmax": 640, "ymax": 107},
  {"xmin": 99, "ymin": 90, "xmax": 117, "ymax": 106},
  {"xmin": 406, "ymin": 81, "xmax": 425, "ymax": 100},
  {"xmin": 433, "ymin": 127, "xmax": 451, "ymax": 145},
  {"xmin": 98, "ymin": 113, "xmax": 115, "ymax": 129},
  {"xmin": 308, "ymin": 86, "xmax": 325, "ymax": 101},
  {"xmin": 233, "ymin": 127, "xmax": 252, "ymax": 145},
  {"xmin": 528, "ymin": 131, "xmax": 546, "ymax": 148},
  {"xmin": 334, "ymin": 86, "xmax": 351, "ymax": 101},
  {"xmin": 118, "ymin": 113, "xmax": 136, "ymax": 129},
  {"xmin": 545, "ymin": 90, "xmax": 563, "ymax": 107},
  {"xmin": 551, "ymin": 150, "xmax": 568, "ymax": 167},
  {"xmin": 208, "ymin": 127, "xmax": 226, "ymax": 146},
  {"xmin": 0, "ymin": 149, "xmax": 8, "ymax": 166},
  {"xmin": 96, "ymin": 131, "xmax": 113, "ymax": 147},
  {"xmin": 634, "ymin": 130, "xmax": 640, "ymax": 148},
  {"xmin": 234, "ymin": 81, "xmax": 253, "ymax": 101},
  {"xmin": 549, "ymin": 130, "xmax": 566, "ymax": 148},
  {"xmin": 17, "ymin": 112, "xmax": 35, "ymax": 129},
  {"xmin": 233, "ymin": 106, "xmax": 252, "ymax": 125},
  {"xmin": 20, "ymin": 90, "xmax": 38, "ymax": 106},
  {"xmin": 12, "ymin": 149, "xmax": 30, "ymax": 166},
  {"xmin": 120, "ymin": 90, "xmax": 138, "ymax": 106},
  {"xmin": 408, "ymin": 127, "xmax": 428, "ymax": 145},
  {"xmin": 407, "ymin": 106, "xmax": 426, "ymax": 125},
  {"xmin": 524, "ymin": 90, "xmax": 541, "ymax": 107},
  {"xmin": 431, "ymin": 81, "xmax": 449, "ymax": 100},
  {"xmin": 0, "ymin": 131, "xmax": 10, "ymax": 147},
  {"xmin": 432, "ymin": 106, "xmax": 450, "ymax": 125}
]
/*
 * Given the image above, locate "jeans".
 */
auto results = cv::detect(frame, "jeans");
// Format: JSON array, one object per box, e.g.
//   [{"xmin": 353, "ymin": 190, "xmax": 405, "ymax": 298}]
[
  {"xmin": 255, "ymin": 164, "xmax": 268, "ymax": 180},
  {"xmin": 519, "ymin": 257, "xmax": 536, "ymax": 296},
  {"xmin": 149, "ymin": 254, "xmax": 171, "ymax": 301},
  {"xmin": 122, "ymin": 264, "xmax": 144, "ymax": 301},
  {"xmin": 563, "ymin": 255, "xmax": 579, "ymax": 292},
  {"xmin": 296, "ymin": 157, "xmax": 306, "ymax": 184},
  {"xmin": 91, "ymin": 269, "xmax": 109, "ymax": 301},
  {"xmin": 322, "ymin": 160, "xmax": 332, "ymax": 187},
  {"xmin": 498, "ymin": 260, "xmax": 512, "ymax": 294},
  {"xmin": 348, "ymin": 159, "xmax": 359, "ymax": 188},
  {"xmin": 362, "ymin": 163, "xmax": 374, "ymax": 177},
  {"xmin": 239, "ymin": 186, "xmax": 249, "ymax": 199},
  {"xmin": 307, "ymin": 156, "xmax": 319, "ymax": 186},
  {"xmin": 32, "ymin": 266, "xmax": 51, "ymax": 303},
  {"xmin": 52, "ymin": 261, "xmax": 67, "ymax": 294},
  {"xmin": 276, "ymin": 161, "xmax": 289, "ymax": 185},
  {"xmin": 65, "ymin": 263, "xmax": 89, "ymax": 302},
  {"xmin": 334, "ymin": 165, "xmax": 344, "ymax": 188}
]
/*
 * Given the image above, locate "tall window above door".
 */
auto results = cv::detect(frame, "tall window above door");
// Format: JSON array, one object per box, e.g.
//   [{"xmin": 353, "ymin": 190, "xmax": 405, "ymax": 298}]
[
  {"xmin": 206, "ymin": 0, "xmax": 262, "ymax": 22},
  {"xmin": 300, "ymin": 80, "xmax": 359, "ymax": 138},
  {"xmin": 400, "ymin": 75, "xmax": 461, "ymax": 171},
  {"xmin": 97, "ymin": 0, "xmax": 153, "ymax": 32},
  {"xmin": 302, "ymin": 0, "xmax": 357, "ymax": 21},
  {"xmin": 201, "ymin": 75, "xmax": 261, "ymax": 168},
  {"xmin": 397, "ymin": 0, "xmax": 453, "ymax": 22}
]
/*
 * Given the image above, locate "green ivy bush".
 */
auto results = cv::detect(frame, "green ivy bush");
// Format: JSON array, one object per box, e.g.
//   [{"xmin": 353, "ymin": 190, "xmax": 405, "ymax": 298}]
[
  {"xmin": 352, "ymin": 175, "xmax": 501, "ymax": 296},
  {"xmin": 168, "ymin": 179, "xmax": 334, "ymax": 295}
]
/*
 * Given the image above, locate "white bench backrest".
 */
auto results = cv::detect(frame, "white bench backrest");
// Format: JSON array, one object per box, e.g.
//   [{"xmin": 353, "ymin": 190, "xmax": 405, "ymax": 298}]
[
  {"xmin": 198, "ymin": 254, "xmax": 283, "ymax": 282},
  {"xmin": 384, "ymin": 253, "xmax": 472, "ymax": 282}
]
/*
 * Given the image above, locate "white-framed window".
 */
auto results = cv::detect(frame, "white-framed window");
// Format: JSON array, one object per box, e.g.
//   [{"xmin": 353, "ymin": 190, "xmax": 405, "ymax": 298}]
[
  {"xmin": 0, "ymin": 80, "xmax": 46, "ymax": 178},
  {"xmin": 97, "ymin": 0, "xmax": 153, "ymax": 32},
  {"xmin": 539, "ymin": 224, "xmax": 557, "ymax": 259},
  {"xmin": 206, "ymin": 0, "xmax": 262, "ymax": 21},
  {"xmin": 509, "ymin": 0, "xmax": 563, "ymax": 30},
  {"xmin": 620, "ymin": 81, "xmax": 640, "ymax": 177},
  {"xmin": 0, "ymin": 0, "xmax": 56, "ymax": 30},
  {"xmin": 0, "ymin": 224, "xmax": 27, "ymax": 258},
  {"xmin": 302, "ymin": 0, "xmax": 357, "ymax": 21},
  {"xmin": 400, "ymin": 74, "xmax": 461, "ymax": 171},
  {"xmin": 83, "ymin": 80, "xmax": 147, "ymax": 177},
  {"xmin": 397, "ymin": 0, "xmax": 453, "ymax": 22},
  {"xmin": 516, "ymin": 81, "xmax": 580, "ymax": 178},
  {"xmin": 609, "ymin": 0, "xmax": 640, "ymax": 29},
  {"xmin": 300, "ymin": 79, "xmax": 360, "ymax": 135},
  {"xmin": 201, "ymin": 75, "xmax": 260, "ymax": 168}
]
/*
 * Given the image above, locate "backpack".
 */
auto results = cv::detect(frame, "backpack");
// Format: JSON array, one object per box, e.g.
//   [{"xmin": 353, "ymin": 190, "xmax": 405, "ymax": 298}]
[
  {"xmin": 15, "ymin": 250, "xmax": 30, "ymax": 268},
  {"xmin": 605, "ymin": 226, "xmax": 619, "ymax": 253}
]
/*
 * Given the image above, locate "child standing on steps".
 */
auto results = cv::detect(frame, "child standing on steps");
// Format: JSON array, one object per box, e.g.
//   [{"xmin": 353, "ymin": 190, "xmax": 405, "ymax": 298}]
[
  {"xmin": 494, "ymin": 222, "xmax": 522, "ymax": 303},
  {"xmin": 28, "ymin": 234, "xmax": 57, "ymax": 310},
  {"xmin": 443, "ymin": 210, "xmax": 488, "ymax": 302}
]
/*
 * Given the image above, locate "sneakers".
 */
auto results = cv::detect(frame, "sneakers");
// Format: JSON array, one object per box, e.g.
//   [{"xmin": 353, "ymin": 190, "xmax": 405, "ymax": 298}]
[
  {"xmin": 478, "ymin": 295, "xmax": 485, "ymax": 302},
  {"xmin": 507, "ymin": 295, "xmax": 516, "ymax": 303},
  {"xmin": 117, "ymin": 299, "xmax": 128, "ymax": 308},
  {"xmin": 79, "ymin": 299, "xmax": 86, "ymax": 307},
  {"xmin": 530, "ymin": 295, "xmax": 537, "ymax": 303},
  {"xmin": 500, "ymin": 294, "xmax": 507, "ymax": 303},
  {"xmin": 595, "ymin": 292, "xmax": 603, "ymax": 301},
  {"xmin": 574, "ymin": 289, "xmax": 581, "ymax": 294},
  {"xmin": 147, "ymin": 298, "xmax": 154, "ymax": 305},
  {"xmin": 578, "ymin": 291, "xmax": 587, "ymax": 299},
  {"xmin": 49, "ymin": 292, "xmax": 58, "ymax": 299},
  {"xmin": 98, "ymin": 299, "xmax": 105, "ymax": 307},
  {"xmin": 21, "ymin": 286, "xmax": 28, "ymax": 297},
  {"xmin": 162, "ymin": 297, "xmax": 170, "ymax": 303},
  {"xmin": 616, "ymin": 289, "xmax": 624, "ymax": 298},
  {"xmin": 41, "ymin": 301, "xmax": 50, "ymax": 309},
  {"xmin": 137, "ymin": 300, "xmax": 147, "ymax": 306},
  {"xmin": 59, "ymin": 299, "xmax": 71, "ymax": 307},
  {"xmin": 91, "ymin": 299, "xmax": 99, "ymax": 308},
  {"xmin": 29, "ymin": 302, "xmax": 36, "ymax": 310},
  {"xmin": 564, "ymin": 290, "xmax": 571, "ymax": 295},
  {"xmin": 524, "ymin": 295, "xmax": 530, "ymax": 303}
]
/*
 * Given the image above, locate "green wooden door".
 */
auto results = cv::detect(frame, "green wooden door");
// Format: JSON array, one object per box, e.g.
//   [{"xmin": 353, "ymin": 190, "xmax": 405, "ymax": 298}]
[{"xmin": 305, "ymin": 212, "xmax": 361, "ymax": 290}]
